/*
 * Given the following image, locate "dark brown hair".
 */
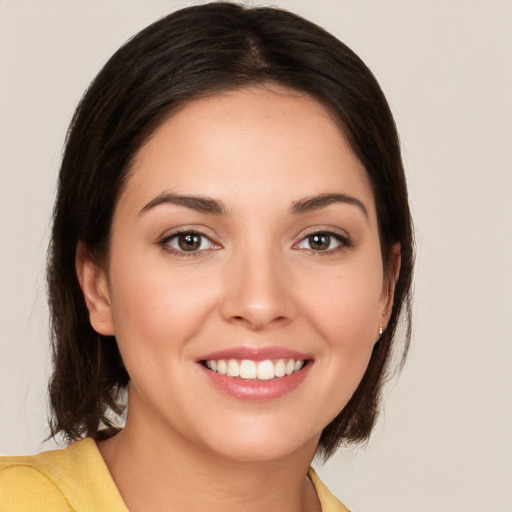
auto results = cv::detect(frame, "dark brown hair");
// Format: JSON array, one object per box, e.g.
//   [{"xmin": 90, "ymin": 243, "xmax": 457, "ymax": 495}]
[{"xmin": 48, "ymin": 2, "xmax": 414, "ymax": 458}]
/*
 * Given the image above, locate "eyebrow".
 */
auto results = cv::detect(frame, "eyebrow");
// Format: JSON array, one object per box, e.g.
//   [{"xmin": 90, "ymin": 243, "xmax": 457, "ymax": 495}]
[
  {"xmin": 140, "ymin": 192, "xmax": 227, "ymax": 215},
  {"xmin": 140, "ymin": 191, "xmax": 368, "ymax": 219},
  {"xmin": 291, "ymin": 193, "xmax": 369, "ymax": 219}
]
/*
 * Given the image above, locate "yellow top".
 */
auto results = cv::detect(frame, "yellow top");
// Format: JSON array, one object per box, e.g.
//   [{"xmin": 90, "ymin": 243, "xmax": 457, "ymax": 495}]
[{"xmin": 0, "ymin": 438, "xmax": 350, "ymax": 512}]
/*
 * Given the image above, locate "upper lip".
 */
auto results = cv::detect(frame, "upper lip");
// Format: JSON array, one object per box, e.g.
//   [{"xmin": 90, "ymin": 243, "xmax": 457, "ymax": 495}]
[{"xmin": 198, "ymin": 346, "xmax": 313, "ymax": 362}]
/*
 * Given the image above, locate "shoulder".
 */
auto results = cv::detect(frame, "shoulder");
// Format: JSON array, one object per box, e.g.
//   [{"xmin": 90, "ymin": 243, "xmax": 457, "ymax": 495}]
[
  {"xmin": 0, "ymin": 438, "xmax": 128, "ymax": 512},
  {"xmin": 0, "ymin": 452, "xmax": 72, "ymax": 512},
  {"xmin": 308, "ymin": 467, "xmax": 352, "ymax": 512}
]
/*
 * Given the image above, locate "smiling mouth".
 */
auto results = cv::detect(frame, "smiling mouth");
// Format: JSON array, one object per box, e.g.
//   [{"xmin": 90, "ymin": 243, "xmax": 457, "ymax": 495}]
[{"xmin": 201, "ymin": 358, "xmax": 308, "ymax": 381}]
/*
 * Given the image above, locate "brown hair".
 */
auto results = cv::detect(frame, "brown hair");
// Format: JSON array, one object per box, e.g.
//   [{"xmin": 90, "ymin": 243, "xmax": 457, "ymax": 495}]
[{"xmin": 48, "ymin": 2, "xmax": 414, "ymax": 458}]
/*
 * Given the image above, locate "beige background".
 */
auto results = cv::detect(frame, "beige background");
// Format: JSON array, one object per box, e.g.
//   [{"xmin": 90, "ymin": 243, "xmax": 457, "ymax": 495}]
[{"xmin": 1, "ymin": 1, "xmax": 511, "ymax": 510}]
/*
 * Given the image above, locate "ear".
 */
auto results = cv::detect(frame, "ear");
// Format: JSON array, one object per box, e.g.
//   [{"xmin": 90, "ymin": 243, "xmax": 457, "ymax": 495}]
[
  {"xmin": 380, "ymin": 243, "xmax": 401, "ymax": 327},
  {"xmin": 75, "ymin": 241, "xmax": 115, "ymax": 336}
]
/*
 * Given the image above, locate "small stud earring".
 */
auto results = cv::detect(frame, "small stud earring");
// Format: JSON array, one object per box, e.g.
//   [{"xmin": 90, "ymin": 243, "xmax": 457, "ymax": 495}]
[{"xmin": 379, "ymin": 323, "xmax": 383, "ymax": 336}]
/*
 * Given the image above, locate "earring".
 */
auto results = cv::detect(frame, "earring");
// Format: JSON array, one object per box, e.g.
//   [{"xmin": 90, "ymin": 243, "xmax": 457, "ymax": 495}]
[{"xmin": 379, "ymin": 323, "xmax": 383, "ymax": 336}]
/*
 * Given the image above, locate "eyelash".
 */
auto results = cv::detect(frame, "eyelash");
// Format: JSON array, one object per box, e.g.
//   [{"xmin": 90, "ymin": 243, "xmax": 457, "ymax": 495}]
[
  {"xmin": 158, "ymin": 230, "xmax": 220, "ymax": 258},
  {"xmin": 294, "ymin": 229, "xmax": 352, "ymax": 255},
  {"xmin": 158, "ymin": 228, "xmax": 352, "ymax": 258}
]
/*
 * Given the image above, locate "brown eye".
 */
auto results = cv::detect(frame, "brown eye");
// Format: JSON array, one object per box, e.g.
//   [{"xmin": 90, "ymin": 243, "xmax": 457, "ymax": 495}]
[
  {"xmin": 297, "ymin": 231, "xmax": 349, "ymax": 252},
  {"xmin": 308, "ymin": 233, "xmax": 330, "ymax": 251},
  {"xmin": 177, "ymin": 233, "xmax": 201, "ymax": 251},
  {"xmin": 163, "ymin": 231, "xmax": 216, "ymax": 254}
]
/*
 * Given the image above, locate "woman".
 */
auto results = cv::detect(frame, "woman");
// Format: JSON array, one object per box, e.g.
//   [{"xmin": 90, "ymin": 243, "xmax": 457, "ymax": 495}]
[{"xmin": 0, "ymin": 3, "xmax": 413, "ymax": 511}]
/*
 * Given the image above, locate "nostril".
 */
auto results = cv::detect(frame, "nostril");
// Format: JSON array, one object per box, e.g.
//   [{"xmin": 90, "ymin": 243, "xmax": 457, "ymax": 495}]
[
  {"xmin": 230, "ymin": 314, "xmax": 288, "ymax": 328},
  {"xmin": 220, "ymin": 289, "xmax": 296, "ymax": 329}
]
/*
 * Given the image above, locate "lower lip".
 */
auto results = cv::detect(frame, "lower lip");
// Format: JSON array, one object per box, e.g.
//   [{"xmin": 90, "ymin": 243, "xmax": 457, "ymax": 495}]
[{"xmin": 200, "ymin": 363, "xmax": 311, "ymax": 401}]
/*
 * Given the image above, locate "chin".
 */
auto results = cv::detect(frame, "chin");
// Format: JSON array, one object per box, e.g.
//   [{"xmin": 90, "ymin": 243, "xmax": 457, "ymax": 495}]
[{"xmin": 189, "ymin": 416, "xmax": 321, "ymax": 464}]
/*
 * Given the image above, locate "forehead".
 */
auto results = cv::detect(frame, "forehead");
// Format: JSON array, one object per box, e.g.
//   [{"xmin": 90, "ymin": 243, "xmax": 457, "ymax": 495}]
[{"xmin": 121, "ymin": 86, "xmax": 375, "ymax": 218}]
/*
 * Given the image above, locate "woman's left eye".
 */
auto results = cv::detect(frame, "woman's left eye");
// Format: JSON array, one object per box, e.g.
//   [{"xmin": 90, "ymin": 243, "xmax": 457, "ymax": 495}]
[
  {"xmin": 162, "ymin": 232, "xmax": 217, "ymax": 253},
  {"xmin": 296, "ymin": 232, "xmax": 349, "ymax": 252}
]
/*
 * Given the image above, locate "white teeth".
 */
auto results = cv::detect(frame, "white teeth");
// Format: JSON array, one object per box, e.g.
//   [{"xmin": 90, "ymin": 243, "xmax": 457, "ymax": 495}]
[
  {"xmin": 217, "ymin": 360, "xmax": 227, "ymax": 375},
  {"xmin": 257, "ymin": 360, "xmax": 275, "ymax": 380},
  {"xmin": 204, "ymin": 358, "xmax": 306, "ymax": 380},
  {"xmin": 274, "ymin": 359, "xmax": 286, "ymax": 377},
  {"xmin": 240, "ymin": 360, "xmax": 257, "ymax": 379},
  {"xmin": 227, "ymin": 359, "xmax": 240, "ymax": 377}
]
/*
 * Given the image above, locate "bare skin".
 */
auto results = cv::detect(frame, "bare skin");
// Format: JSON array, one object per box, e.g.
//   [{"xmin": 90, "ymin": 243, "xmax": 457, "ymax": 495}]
[
  {"xmin": 78, "ymin": 85, "xmax": 398, "ymax": 511},
  {"xmin": 98, "ymin": 421, "xmax": 321, "ymax": 512}
]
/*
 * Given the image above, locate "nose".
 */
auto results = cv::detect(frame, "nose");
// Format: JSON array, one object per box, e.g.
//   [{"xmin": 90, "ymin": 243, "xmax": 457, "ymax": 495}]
[{"xmin": 220, "ymin": 246, "xmax": 296, "ymax": 330}]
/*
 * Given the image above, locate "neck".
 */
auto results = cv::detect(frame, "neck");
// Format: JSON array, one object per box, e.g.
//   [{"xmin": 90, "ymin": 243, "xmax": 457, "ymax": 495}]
[{"xmin": 98, "ymin": 411, "xmax": 321, "ymax": 512}]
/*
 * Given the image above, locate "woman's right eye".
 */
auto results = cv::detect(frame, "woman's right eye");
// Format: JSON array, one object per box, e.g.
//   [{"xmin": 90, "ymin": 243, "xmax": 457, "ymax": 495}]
[{"xmin": 161, "ymin": 232, "xmax": 217, "ymax": 254}]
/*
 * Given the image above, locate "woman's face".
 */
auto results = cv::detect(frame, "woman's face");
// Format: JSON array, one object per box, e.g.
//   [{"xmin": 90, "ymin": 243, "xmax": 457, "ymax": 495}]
[{"xmin": 81, "ymin": 86, "xmax": 396, "ymax": 462}]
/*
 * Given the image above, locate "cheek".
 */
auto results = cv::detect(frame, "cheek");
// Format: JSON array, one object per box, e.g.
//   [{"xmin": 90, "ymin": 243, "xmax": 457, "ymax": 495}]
[
  {"xmin": 300, "ymin": 264, "xmax": 384, "ymax": 341},
  {"xmin": 303, "ymin": 271, "xmax": 383, "ymax": 412},
  {"xmin": 107, "ymin": 258, "xmax": 217, "ymax": 362},
  {"xmin": 297, "ymin": 259, "xmax": 384, "ymax": 395}
]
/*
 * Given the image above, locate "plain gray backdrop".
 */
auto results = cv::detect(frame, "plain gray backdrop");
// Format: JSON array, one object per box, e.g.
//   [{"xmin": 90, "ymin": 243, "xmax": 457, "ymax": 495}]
[{"xmin": 1, "ymin": 1, "xmax": 511, "ymax": 510}]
